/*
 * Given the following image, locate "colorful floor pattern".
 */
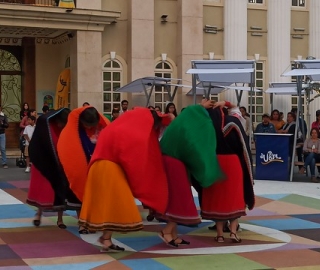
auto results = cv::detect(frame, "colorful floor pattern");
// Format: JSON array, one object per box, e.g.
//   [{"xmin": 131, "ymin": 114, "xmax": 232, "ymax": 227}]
[{"xmin": 1, "ymin": 166, "xmax": 320, "ymax": 269}]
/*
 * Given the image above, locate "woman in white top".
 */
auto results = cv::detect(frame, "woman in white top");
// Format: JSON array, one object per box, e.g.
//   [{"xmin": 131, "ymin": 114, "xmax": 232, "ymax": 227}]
[{"xmin": 300, "ymin": 128, "xmax": 320, "ymax": 183}]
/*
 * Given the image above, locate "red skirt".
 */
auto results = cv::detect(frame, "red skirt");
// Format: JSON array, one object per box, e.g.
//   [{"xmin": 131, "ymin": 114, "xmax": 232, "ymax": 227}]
[
  {"xmin": 27, "ymin": 166, "xmax": 55, "ymax": 209},
  {"xmin": 155, "ymin": 155, "xmax": 201, "ymax": 225},
  {"xmin": 201, "ymin": 154, "xmax": 246, "ymax": 220}
]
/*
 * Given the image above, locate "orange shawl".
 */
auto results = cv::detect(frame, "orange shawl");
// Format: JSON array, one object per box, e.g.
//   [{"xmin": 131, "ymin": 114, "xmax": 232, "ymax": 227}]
[{"xmin": 57, "ymin": 106, "xmax": 110, "ymax": 201}]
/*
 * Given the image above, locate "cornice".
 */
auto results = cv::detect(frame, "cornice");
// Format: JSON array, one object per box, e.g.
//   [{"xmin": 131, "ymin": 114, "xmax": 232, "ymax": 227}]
[{"xmin": 0, "ymin": 3, "xmax": 121, "ymax": 32}]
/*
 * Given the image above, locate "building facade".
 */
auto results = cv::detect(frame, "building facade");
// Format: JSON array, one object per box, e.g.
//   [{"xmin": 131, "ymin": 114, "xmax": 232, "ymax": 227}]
[{"xmin": 0, "ymin": 0, "xmax": 318, "ymax": 147}]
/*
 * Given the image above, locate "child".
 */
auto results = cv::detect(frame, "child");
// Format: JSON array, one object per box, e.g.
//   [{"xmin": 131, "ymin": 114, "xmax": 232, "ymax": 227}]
[{"xmin": 23, "ymin": 115, "xmax": 36, "ymax": 173}]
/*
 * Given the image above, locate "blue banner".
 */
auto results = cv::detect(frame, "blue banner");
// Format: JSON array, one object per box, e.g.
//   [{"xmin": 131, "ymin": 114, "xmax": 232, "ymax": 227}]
[{"xmin": 255, "ymin": 134, "xmax": 292, "ymax": 181}]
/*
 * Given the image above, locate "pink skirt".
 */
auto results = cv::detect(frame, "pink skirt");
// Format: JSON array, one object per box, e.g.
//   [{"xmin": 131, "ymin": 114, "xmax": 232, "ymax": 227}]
[{"xmin": 155, "ymin": 155, "xmax": 201, "ymax": 225}]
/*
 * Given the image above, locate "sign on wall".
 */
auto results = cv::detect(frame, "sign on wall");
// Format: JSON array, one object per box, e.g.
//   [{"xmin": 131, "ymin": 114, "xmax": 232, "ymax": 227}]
[{"xmin": 55, "ymin": 68, "xmax": 70, "ymax": 109}]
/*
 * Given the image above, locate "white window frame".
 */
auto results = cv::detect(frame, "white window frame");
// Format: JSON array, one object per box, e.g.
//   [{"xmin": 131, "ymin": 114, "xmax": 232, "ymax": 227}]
[
  {"xmin": 102, "ymin": 60, "xmax": 122, "ymax": 116},
  {"xmin": 154, "ymin": 61, "xmax": 174, "ymax": 112},
  {"xmin": 250, "ymin": 61, "xmax": 265, "ymax": 124},
  {"xmin": 292, "ymin": 0, "xmax": 305, "ymax": 7}
]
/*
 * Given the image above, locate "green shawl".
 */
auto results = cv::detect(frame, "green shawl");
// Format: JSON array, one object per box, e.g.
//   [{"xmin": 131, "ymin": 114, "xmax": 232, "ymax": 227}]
[{"xmin": 160, "ymin": 105, "xmax": 223, "ymax": 187}]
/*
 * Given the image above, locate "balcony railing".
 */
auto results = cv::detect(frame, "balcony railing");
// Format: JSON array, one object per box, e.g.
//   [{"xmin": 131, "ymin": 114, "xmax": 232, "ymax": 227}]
[{"xmin": 0, "ymin": 0, "xmax": 75, "ymax": 7}]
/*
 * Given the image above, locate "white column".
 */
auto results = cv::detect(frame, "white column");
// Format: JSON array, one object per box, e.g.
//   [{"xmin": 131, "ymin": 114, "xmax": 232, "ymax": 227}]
[
  {"xmin": 177, "ymin": 0, "xmax": 203, "ymax": 108},
  {"xmin": 308, "ymin": 0, "xmax": 320, "ymax": 125},
  {"xmin": 70, "ymin": 31, "xmax": 102, "ymax": 110},
  {"xmin": 128, "ymin": 0, "xmax": 154, "ymax": 107},
  {"xmin": 268, "ymin": 0, "xmax": 291, "ymax": 113},
  {"xmin": 309, "ymin": 0, "xmax": 320, "ymax": 58},
  {"xmin": 223, "ymin": 0, "xmax": 248, "ymax": 103}
]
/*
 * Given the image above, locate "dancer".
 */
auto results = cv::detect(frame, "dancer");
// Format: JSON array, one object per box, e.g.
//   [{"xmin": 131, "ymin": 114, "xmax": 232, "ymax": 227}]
[
  {"xmin": 57, "ymin": 106, "xmax": 109, "ymax": 233},
  {"xmin": 158, "ymin": 100, "xmax": 224, "ymax": 247},
  {"xmin": 78, "ymin": 108, "xmax": 171, "ymax": 252},
  {"xmin": 201, "ymin": 100, "xmax": 255, "ymax": 243},
  {"xmin": 27, "ymin": 108, "xmax": 71, "ymax": 228}
]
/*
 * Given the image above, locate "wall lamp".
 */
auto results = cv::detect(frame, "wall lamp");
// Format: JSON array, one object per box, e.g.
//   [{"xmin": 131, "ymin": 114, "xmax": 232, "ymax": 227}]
[
  {"xmin": 110, "ymin": 51, "xmax": 116, "ymax": 60},
  {"xmin": 293, "ymin": 27, "xmax": 305, "ymax": 31},
  {"xmin": 161, "ymin": 14, "xmax": 168, "ymax": 23},
  {"xmin": 203, "ymin": 25, "xmax": 222, "ymax": 34}
]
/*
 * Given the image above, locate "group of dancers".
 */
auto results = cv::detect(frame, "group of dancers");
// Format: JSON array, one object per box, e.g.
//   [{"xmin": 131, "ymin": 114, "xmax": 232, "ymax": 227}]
[{"xmin": 26, "ymin": 99, "xmax": 255, "ymax": 252}]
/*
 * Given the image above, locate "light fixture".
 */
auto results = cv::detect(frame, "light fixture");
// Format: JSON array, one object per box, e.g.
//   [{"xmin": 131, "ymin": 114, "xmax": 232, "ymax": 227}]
[
  {"xmin": 161, "ymin": 53, "xmax": 167, "ymax": 62},
  {"xmin": 297, "ymin": 55, "xmax": 303, "ymax": 60},
  {"xmin": 204, "ymin": 29, "xmax": 217, "ymax": 34},
  {"xmin": 254, "ymin": 54, "xmax": 260, "ymax": 61},
  {"xmin": 161, "ymin": 14, "xmax": 168, "ymax": 23},
  {"xmin": 292, "ymin": 35, "xmax": 303, "ymax": 39},
  {"xmin": 293, "ymin": 27, "xmax": 305, "ymax": 31},
  {"xmin": 209, "ymin": 52, "xmax": 214, "ymax": 60},
  {"xmin": 250, "ymin": 26, "xmax": 262, "ymax": 30},
  {"xmin": 203, "ymin": 25, "xmax": 219, "ymax": 34},
  {"xmin": 251, "ymin": 32, "xmax": 263, "ymax": 37},
  {"xmin": 110, "ymin": 51, "xmax": 116, "ymax": 60}
]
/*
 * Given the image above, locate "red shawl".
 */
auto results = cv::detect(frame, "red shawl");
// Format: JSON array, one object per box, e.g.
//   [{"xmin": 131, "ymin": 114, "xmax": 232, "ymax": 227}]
[{"xmin": 90, "ymin": 108, "xmax": 169, "ymax": 214}]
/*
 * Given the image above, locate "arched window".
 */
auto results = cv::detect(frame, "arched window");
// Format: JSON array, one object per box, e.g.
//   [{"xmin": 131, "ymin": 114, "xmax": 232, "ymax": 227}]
[
  {"xmin": 154, "ymin": 61, "xmax": 173, "ymax": 112},
  {"xmin": 102, "ymin": 60, "xmax": 122, "ymax": 115},
  {"xmin": 0, "ymin": 49, "xmax": 22, "ymax": 122}
]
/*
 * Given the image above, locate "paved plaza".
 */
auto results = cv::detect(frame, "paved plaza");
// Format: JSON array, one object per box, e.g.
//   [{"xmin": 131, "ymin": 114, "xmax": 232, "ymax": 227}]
[{"xmin": 1, "ymin": 158, "xmax": 320, "ymax": 269}]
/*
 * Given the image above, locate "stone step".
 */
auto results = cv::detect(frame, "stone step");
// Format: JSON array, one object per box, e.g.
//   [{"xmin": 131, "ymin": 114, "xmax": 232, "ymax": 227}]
[{"xmin": 6, "ymin": 148, "xmax": 21, "ymax": 158}]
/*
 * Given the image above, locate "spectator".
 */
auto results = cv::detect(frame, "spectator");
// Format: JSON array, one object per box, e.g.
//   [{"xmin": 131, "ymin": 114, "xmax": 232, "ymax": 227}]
[
  {"xmin": 239, "ymin": 106, "xmax": 251, "ymax": 136},
  {"xmin": 0, "ymin": 104, "xmax": 9, "ymax": 169},
  {"xmin": 279, "ymin": 112, "xmax": 303, "ymax": 166},
  {"xmin": 155, "ymin": 106, "xmax": 162, "ymax": 113},
  {"xmin": 23, "ymin": 115, "xmax": 36, "ymax": 173},
  {"xmin": 165, "ymin": 102, "xmax": 177, "ymax": 117},
  {"xmin": 111, "ymin": 108, "xmax": 120, "ymax": 121},
  {"xmin": 120, "ymin": 100, "xmax": 129, "ymax": 114},
  {"xmin": 270, "ymin": 109, "xmax": 285, "ymax": 132},
  {"xmin": 20, "ymin": 102, "xmax": 30, "ymax": 120},
  {"xmin": 255, "ymin": 114, "xmax": 276, "ymax": 134},
  {"xmin": 300, "ymin": 128, "xmax": 320, "ymax": 183},
  {"xmin": 311, "ymin": 110, "xmax": 320, "ymax": 138},
  {"xmin": 20, "ymin": 109, "xmax": 37, "ymax": 135},
  {"xmin": 291, "ymin": 107, "xmax": 307, "ymax": 139},
  {"xmin": 279, "ymin": 112, "xmax": 284, "ymax": 122},
  {"xmin": 42, "ymin": 105, "xmax": 49, "ymax": 114},
  {"xmin": 82, "ymin": 102, "xmax": 90, "ymax": 107}
]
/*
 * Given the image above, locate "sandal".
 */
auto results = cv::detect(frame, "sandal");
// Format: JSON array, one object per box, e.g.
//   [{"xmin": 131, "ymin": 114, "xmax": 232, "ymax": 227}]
[
  {"xmin": 174, "ymin": 237, "xmax": 190, "ymax": 245},
  {"xmin": 158, "ymin": 231, "xmax": 178, "ymax": 248},
  {"xmin": 230, "ymin": 232, "xmax": 242, "ymax": 243},
  {"xmin": 214, "ymin": 235, "xmax": 225, "ymax": 243},
  {"xmin": 78, "ymin": 226, "xmax": 89, "ymax": 234},
  {"xmin": 57, "ymin": 221, "xmax": 67, "ymax": 229},
  {"xmin": 98, "ymin": 236, "xmax": 125, "ymax": 253},
  {"xmin": 33, "ymin": 214, "xmax": 41, "ymax": 227}
]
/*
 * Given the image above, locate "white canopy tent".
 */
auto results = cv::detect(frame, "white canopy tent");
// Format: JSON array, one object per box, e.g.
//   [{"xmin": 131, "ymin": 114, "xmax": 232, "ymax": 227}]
[
  {"xmin": 186, "ymin": 60, "xmax": 255, "ymax": 104},
  {"xmin": 282, "ymin": 60, "xmax": 320, "ymax": 182},
  {"xmin": 186, "ymin": 83, "xmax": 261, "ymax": 106},
  {"xmin": 266, "ymin": 82, "xmax": 303, "ymax": 112},
  {"xmin": 114, "ymin": 77, "xmax": 187, "ymax": 106},
  {"xmin": 186, "ymin": 60, "xmax": 256, "ymax": 142}
]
